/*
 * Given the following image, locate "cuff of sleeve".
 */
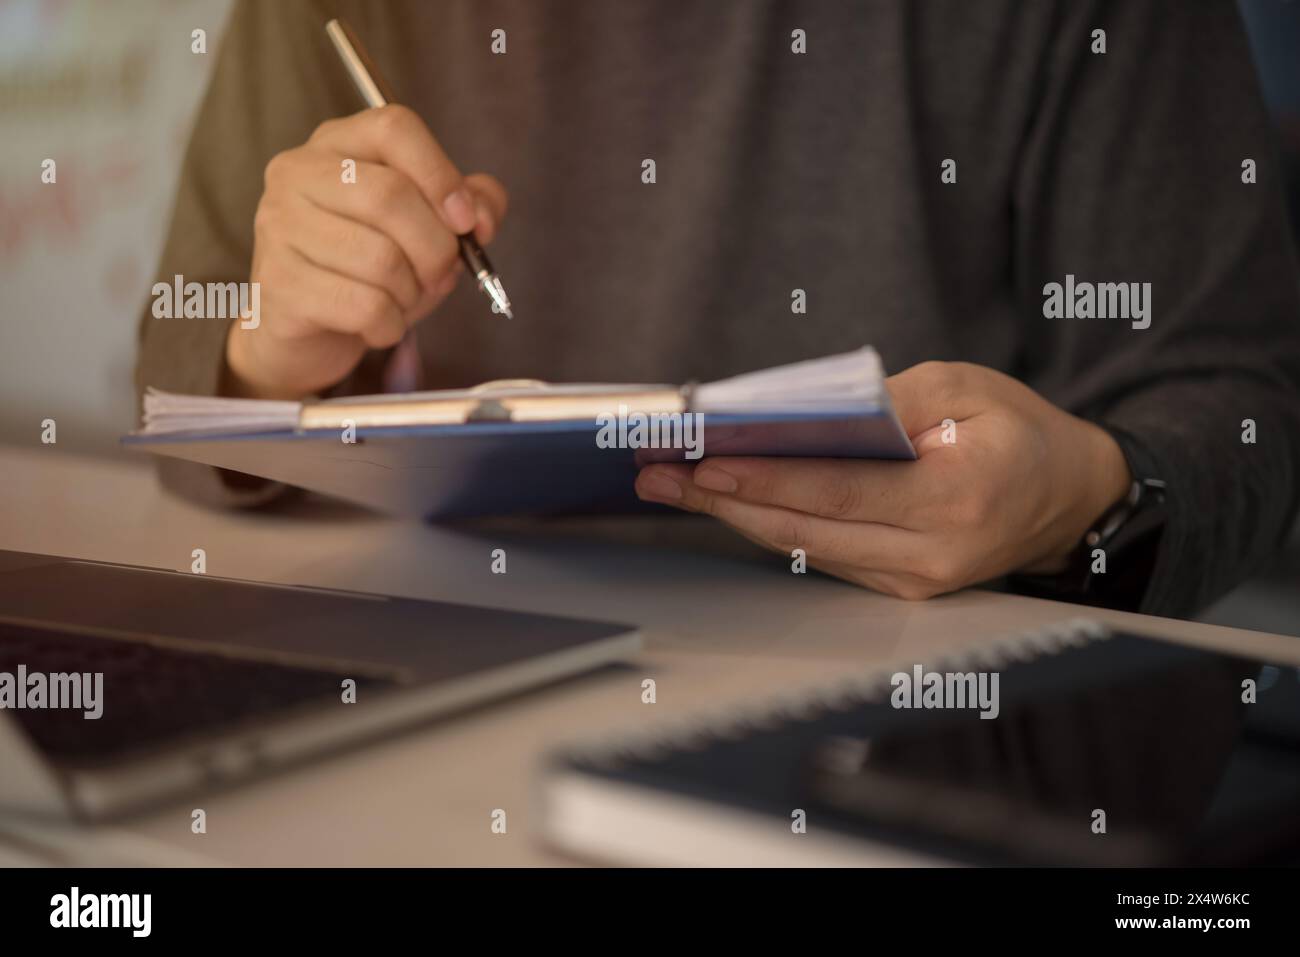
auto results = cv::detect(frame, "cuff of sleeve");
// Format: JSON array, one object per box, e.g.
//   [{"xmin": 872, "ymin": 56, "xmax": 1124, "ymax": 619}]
[
  {"xmin": 139, "ymin": 317, "xmax": 294, "ymax": 509},
  {"xmin": 154, "ymin": 457, "xmax": 296, "ymax": 511},
  {"xmin": 1098, "ymin": 422, "xmax": 1186, "ymax": 617}
]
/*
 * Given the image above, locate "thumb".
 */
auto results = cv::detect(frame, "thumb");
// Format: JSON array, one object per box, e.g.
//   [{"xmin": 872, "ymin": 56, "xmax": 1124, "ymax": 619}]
[{"xmin": 884, "ymin": 361, "xmax": 983, "ymax": 440}]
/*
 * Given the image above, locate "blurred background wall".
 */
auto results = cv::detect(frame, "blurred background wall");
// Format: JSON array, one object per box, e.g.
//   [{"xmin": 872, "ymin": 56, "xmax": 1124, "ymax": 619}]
[
  {"xmin": 0, "ymin": 0, "xmax": 1296, "ymax": 630},
  {"xmin": 0, "ymin": 0, "xmax": 231, "ymax": 453}
]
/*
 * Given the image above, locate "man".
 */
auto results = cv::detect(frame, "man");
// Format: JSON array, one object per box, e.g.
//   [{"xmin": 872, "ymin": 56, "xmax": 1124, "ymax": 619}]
[{"xmin": 137, "ymin": 0, "xmax": 1300, "ymax": 617}]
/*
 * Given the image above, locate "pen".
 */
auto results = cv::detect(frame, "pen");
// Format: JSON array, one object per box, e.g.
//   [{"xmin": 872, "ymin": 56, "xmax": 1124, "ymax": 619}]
[{"xmin": 325, "ymin": 17, "xmax": 514, "ymax": 319}]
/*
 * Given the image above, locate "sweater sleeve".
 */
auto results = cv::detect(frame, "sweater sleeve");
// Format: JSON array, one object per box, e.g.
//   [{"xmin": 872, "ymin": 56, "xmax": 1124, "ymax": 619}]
[
  {"xmin": 1012, "ymin": 0, "xmax": 1300, "ymax": 617},
  {"xmin": 133, "ymin": 0, "xmax": 385, "ymax": 507}
]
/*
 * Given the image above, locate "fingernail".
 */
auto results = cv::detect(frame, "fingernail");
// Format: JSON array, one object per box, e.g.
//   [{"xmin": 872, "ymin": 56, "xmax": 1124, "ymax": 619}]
[
  {"xmin": 473, "ymin": 196, "xmax": 495, "ymax": 239},
  {"xmin": 636, "ymin": 471, "xmax": 682, "ymax": 502},
  {"xmin": 435, "ymin": 271, "xmax": 457, "ymax": 297},
  {"xmin": 693, "ymin": 466, "xmax": 737, "ymax": 493},
  {"xmin": 442, "ymin": 188, "xmax": 477, "ymax": 234}
]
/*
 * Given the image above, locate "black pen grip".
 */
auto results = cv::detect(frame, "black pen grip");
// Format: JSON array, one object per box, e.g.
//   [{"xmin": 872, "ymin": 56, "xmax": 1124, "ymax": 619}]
[{"xmin": 458, "ymin": 234, "xmax": 493, "ymax": 278}]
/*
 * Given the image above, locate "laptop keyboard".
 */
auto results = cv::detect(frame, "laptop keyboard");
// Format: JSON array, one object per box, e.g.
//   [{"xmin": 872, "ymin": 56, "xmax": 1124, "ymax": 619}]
[{"xmin": 0, "ymin": 620, "xmax": 396, "ymax": 766}]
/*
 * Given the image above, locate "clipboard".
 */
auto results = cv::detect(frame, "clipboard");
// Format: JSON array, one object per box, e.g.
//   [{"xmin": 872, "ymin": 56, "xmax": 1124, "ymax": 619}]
[{"xmin": 124, "ymin": 348, "xmax": 916, "ymax": 519}]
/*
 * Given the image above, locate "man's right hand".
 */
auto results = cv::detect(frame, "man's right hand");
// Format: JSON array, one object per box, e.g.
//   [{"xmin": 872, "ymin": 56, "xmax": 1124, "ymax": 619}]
[{"xmin": 224, "ymin": 104, "xmax": 508, "ymax": 399}]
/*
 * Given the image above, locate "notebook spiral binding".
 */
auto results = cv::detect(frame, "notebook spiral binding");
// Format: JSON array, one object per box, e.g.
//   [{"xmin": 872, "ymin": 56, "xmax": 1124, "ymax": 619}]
[{"xmin": 563, "ymin": 617, "xmax": 1113, "ymax": 771}]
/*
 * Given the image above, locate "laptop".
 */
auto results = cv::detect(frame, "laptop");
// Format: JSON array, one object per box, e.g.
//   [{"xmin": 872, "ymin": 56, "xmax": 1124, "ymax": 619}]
[{"xmin": 0, "ymin": 549, "xmax": 639, "ymax": 820}]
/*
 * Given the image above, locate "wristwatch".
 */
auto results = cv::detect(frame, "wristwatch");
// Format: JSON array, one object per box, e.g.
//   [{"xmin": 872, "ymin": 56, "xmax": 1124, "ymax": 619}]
[{"xmin": 1010, "ymin": 477, "xmax": 1167, "ymax": 611}]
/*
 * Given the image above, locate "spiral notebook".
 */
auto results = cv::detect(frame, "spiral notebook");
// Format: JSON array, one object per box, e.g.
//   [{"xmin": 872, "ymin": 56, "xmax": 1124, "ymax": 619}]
[
  {"xmin": 124, "ymin": 347, "xmax": 915, "ymax": 519},
  {"xmin": 541, "ymin": 619, "xmax": 1300, "ymax": 867}
]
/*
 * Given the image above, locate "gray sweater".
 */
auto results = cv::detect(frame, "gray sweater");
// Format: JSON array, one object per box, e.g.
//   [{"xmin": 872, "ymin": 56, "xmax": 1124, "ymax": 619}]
[{"xmin": 136, "ymin": 0, "xmax": 1300, "ymax": 618}]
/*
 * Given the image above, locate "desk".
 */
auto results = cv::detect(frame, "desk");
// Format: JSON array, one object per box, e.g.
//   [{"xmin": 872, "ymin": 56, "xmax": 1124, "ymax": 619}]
[{"xmin": 1, "ymin": 445, "xmax": 1295, "ymax": 865}]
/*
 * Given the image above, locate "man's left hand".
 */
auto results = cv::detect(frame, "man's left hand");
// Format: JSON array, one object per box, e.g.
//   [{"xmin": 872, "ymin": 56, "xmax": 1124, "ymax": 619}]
[{"xmin": 634, "ymin": 361, "xmax": 1132, "ymax": 600}]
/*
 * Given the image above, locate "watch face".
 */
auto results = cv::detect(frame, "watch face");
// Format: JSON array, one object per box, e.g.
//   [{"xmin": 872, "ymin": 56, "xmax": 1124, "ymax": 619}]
[
  {"xmin": 1011, "ymin": 475, "xmax": 1167, "ymax": 611},
  {"xmin": 1101, "ymin": 478, "xmax": 1168, "ymax": 548}
]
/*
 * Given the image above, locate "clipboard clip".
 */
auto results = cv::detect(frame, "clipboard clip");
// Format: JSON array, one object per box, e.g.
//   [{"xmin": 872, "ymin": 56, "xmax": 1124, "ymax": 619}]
[
  {"xmin": 468, "ymin": 379, "xmax": 550, "ymax": 395},
  {"xmin": 679, "ymin": 380, "xmax": 699, "ymax": 414},
  {"xmin": 466, "ymin": 398, "xmax": 513, "ymax": 422},
  {"xmin": 466, "ymin": 379, "xmax": 550, "ymax": 422}
]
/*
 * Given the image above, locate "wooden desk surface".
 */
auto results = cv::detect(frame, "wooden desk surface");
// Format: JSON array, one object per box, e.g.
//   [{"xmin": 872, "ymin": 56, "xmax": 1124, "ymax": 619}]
[{"xmin": 1, "ymin": 445, "xmax": 1294, "ymax": 865}]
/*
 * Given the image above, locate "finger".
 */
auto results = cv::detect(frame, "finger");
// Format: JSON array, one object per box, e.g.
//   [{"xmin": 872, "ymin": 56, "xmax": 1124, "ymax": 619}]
[
  {"xmin": 262, "ymin": 244, "xmax": 407, "ymax": 349},
  {"xmin": 285, "ymin": 155, "xmax": 460, "ymax": 295},
  {"xmin": 636, "ymin": 466, "xmax": 956, "ymax": 592},
  {"xmin": 688, "ymin": 456, "xmax": 931, "ymax": 527},
  {"xmin": 635, "ymin": 465, "xmax": 921, "ymax": 567},
  {"xmin": 464, "ymin": 172, "xmax": 507, "ymax": 245},
  {"xmin": 310, "ymin": 104, "xmax": 477, "ymax": 234},
  {"xmin": 278, "ymin": 193, "xmax": 422, "ymax": 313}
]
